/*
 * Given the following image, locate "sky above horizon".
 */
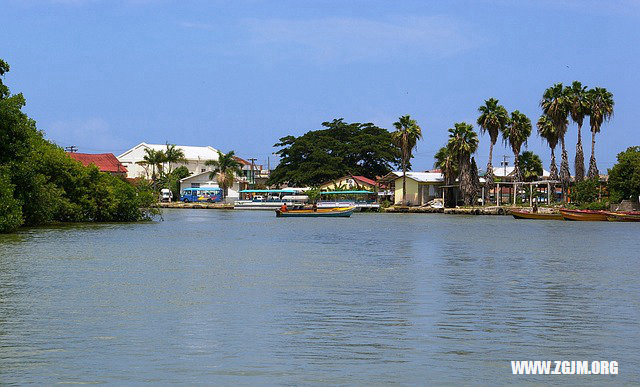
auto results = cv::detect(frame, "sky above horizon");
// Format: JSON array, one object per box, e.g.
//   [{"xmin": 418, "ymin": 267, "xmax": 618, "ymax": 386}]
[{"xmin": 2, "ymin": 0, "xmax": 639, "ymax": 172}]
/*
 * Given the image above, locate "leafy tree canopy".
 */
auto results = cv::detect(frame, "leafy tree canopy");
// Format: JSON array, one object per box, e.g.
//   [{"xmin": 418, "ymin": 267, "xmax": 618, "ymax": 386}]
[
  {"xmin": 608, "ymin": 146, "xmax": 640, "ymax": 203},
  {"xmin": 0, "ymin": 59, "xmax": 157, "ymax": 233},
  {"xmin": 268, "ymin": 119, "xmax": 401, "ymax": 187}
]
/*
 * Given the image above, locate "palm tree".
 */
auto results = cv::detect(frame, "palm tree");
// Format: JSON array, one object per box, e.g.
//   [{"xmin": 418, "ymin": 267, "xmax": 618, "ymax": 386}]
[
  {"xmin": 142, "ymin": 148, "xmax": 164, "ymax": 182},
  {"xmin": 536, "ymin": 114, "xmax": 562, "ymax": 181},
  {"xmin": 392, "ymin": 115, "xmax": 423, "ymax": 205},
  {"xmin": 541, "ymin": 83, "xmax": 571, "ymax": 191},
  {"xmin": 164, "ymin": 143, "xmax": 186, "ymax": 176},
  {"xmin": 205, "ymin": 150, "xmax": 242, "ymax": 199},
  {"xmin": 519, "ymin": 151, "xmax": 544, "ymax": 182},
  {"xmin": 447, "ymin": 122, "xmax": 479, "ymax": 206},
  {"xmin": 565, "ymin": 81, "xmax": 589, "ymax": 182},
  {"xmin": 477, "ymin": 98, "xmax": 509, "ymax": 191},
  {"xmin": 434, "ymin": 145, "xmax": 458, "ymax": 207},
  {"xmin": 502, "ymin": 110, "xmax": 532, "ymax": 184},
  {"xmin": 585, "ymin": 87, "xmax": 614, "ymax": 178}
]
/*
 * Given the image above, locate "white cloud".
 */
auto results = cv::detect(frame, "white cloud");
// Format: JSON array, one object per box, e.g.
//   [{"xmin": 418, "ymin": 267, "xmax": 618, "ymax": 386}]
[
  {"xmin": 179, "ymin": 21, "xmax": 214, "ymax": 30},
  {"xmin": 241, "ymin": 15, "xmax": 483, "ymax": 63}
]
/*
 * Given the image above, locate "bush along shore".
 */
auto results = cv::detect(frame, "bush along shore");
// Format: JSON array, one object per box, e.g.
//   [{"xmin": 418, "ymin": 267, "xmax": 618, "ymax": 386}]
[{"xmin": 0, "ymin": 59, "xmax": 158, "ymax": 234}]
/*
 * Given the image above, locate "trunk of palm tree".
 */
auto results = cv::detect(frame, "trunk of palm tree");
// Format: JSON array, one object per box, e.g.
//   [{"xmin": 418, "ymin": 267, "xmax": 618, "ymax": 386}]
[
  {"xmin": 485, "ymin": 142, "xmax": 496, "ymax": 191},
  {"xmin": 401, "ymin": 158, "xmax": 407, "ymax": 206},
  {"xmin": 574, "ymin": 123, "xmax": 585, "ymax": 182},
  {"xmin": 459, "ymin": 156, "xmax": 473, "ymax": 206},
  {"xmin": 549, "ymin": 147, "xmax": 558, "ymax": 180},
  {"xmin": 559, "ymin": 137, "xmax": 571, "ymax": 202},
  {"xmin": 588, "ymin": 129, "xmax": 599, "ymax": 178}
]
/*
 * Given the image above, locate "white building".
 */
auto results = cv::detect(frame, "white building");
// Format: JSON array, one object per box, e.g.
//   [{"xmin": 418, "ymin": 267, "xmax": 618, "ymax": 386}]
[
  {"xmin": 117, "ymin": 143, "xmax": 221, "ymax": 179},
  {"xmin": 492, "ymin": 165, "xmax": 551, "ymax": 179}
]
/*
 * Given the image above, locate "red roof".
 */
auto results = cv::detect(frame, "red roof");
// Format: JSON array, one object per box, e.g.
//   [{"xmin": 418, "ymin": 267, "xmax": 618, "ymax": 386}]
[
  {"xmin": 67, "ymin": 153, "xmax": 128, "ymax": 173},
  {"xmin": 233, "ymin": 156, "xmax": 251, "ymax": 165},
  {"xmin": 352, "ymin": 175, "xmax": 379, "ymax": 187}
]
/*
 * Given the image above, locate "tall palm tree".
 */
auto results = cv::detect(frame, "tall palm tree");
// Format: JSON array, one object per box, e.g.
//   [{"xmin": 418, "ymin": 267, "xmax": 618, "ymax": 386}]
[
  {"xmin": 434, "ymin": 145, "xmax": 458, "ymax": 207},
  {"xmin": 536, "ymin": 114, "xmax": 562, "ymax": 181},
  {"xmin": 541, "ymin": 83, "xmax": 571, "ymax": 191},
  {"xmin": 447, "ymin": 122, "xmax": 479, "ymax": 206},
  {"xmin": 476, "ymin": 98, "xmax": 509, "ymax": 191},
  {"xmin": 392, "ymin": 115, "xmax": 423, "ymax": 205},
  {"xmin": 142, "ymin": 148, "xmax": 164, "ymax": 182},
  {"xmin": 565, "ymin": 81, "xmax": 589, "ymax": 182},
  {"xmin": 205, "ymin": 150, "xmax": 242, "ymax": 199},
  {"xmin": 502, "ymin": 110, "xmax": 532, "ymax": 184},
  {"xmin": 164, "ymin": 143, "xmax": 186, "ymax": 176},
  {"xmin": 585, "ymin": 87, "xmax": 614, "ymax": 178}
]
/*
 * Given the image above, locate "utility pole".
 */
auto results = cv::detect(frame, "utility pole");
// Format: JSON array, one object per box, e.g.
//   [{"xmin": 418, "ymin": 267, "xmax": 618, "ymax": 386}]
[
  {"xmin": 65, "ymin": 145, "xmax": 78, "ymax": 153},
  {"xmin": 248, "ymin": 157, "xmax": 257, "ymax": 189},
  {"xmin": 501, "ymin": 154, "xmax": 510, "ymax": 177}
]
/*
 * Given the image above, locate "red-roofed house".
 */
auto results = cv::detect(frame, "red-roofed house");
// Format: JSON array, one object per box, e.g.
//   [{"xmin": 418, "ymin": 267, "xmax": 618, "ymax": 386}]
[
  {"xmin": 67, "ymin": 152, "xmax": 128, "ymax": 177},
  {"xmin": 319, "ymin": 175, "xmax": 382, "ymax": 191}
]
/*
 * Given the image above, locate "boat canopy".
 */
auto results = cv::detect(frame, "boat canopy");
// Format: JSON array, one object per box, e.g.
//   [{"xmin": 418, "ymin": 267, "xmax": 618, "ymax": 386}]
[
  {"xmin": 320, "ymin": 190, "xmax": 374, "ymax": 195},
  {"xmin": 239, "ymin": 189, "xmax": 298, "ymax": 193}
]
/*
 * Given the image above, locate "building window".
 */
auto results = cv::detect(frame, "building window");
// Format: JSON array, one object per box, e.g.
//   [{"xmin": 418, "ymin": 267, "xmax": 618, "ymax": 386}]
[
  {"xmin": 201, "ymin": 168, "xmax": 206, "ymax": 172},
  {"xmin": 191, "ymin": 183, "xmax": 200, "ymax": 188}
]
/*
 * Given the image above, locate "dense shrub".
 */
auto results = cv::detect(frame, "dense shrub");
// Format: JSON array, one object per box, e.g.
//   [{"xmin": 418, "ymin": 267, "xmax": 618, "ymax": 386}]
[
  {"xmin": 608, "ymin": 146, "xmax": 640, "ymax": 203},
  {"xmin": 0, "ymin": 59, "xmax": 157, "ymax": 233},
  {"xmin": 570, "ymin": 178, "xmax": 601, "ymax": 205}
]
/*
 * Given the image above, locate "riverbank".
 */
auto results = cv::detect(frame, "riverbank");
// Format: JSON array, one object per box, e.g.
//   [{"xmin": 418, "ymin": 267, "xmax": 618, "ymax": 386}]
[{"xmin": 383, "ymin": 205, "xmax": 512, "ymax": 215}]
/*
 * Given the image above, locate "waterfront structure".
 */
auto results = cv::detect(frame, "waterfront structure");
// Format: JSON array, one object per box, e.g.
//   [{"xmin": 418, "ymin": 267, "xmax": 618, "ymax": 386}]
[
  {"xmin": 179, "ymin": 171, "xmax": 248, "ymax": 201},
  {"xmin": 67, "ymin": 152, "xmax": 128, "ymax": 177},
  {"xmin": 117, "ymin": 143, "xmax": 220, "ymax": 179},
  {"xmin": 319, "ymin": 175, "xmax": 381, "ymax": 191},
  {"xmin": 378, "ymin": 171, "xmax": 445, "ymax": 206},
  {"xmin": 491, "ymin": 164, "xmax": 551, "ymax": 181}
]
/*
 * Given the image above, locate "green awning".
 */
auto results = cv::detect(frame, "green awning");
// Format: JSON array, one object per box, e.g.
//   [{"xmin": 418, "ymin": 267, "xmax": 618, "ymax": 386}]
[
  {"xmin": 239, "ymin": 189, "xmax": 298, "ymax": 193},
  {"xmin": 321, "ymin": 190, "xmax": 374, "ymax": 195}
]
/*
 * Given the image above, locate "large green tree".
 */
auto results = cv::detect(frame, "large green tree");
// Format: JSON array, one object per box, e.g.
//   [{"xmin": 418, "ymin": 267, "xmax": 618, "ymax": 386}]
[
  {"xmin": 519, "ymin": 151, "xmax": 544, "ymax": 182},
  {"xmin": 268, "ymin": 119, "xmax": 401, "ymax": 187},
  {"xmin": 607, "ymin": 146, "xmax": 640, "ymax": 203},
  {"xmin": 0, "ymin": 59, "xmax": 156, "ymax": 233},
  {"xmin": 536, "ymin": 114, "xmax": 561, "ymax": 180},
  {"xmin": 502, "ymin": 110, "xmax": 532, "ymax": 183},
  {"xmin": 565, "ymin": 81, "xmax": 589, "ymax": 182},
  {"xmin": 447, "ymin": 122, "xmax": 479, "ymax": 206},
  {"xmin": 586, "ymin": 87, "xmax": 614, "ymax": 179},
  {"xmin": 392, "ymin": 115, "xmax": 423, "ymax": 205},
  {"xmin": 477, "ymin": 98, "xmax": 509, "ymax": 190},
  {"xmin": 541, "ymin": 83, "xmax": 571, "ymax": 192},
  {"xmin": 163, "ymin": 143, "xmax": 186, "ymax": 177}
]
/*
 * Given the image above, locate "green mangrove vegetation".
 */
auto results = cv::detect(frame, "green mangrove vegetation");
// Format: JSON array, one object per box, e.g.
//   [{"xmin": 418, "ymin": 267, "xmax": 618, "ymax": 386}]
[{"xmin": 0, "ymin": 59, "xmax": 157, "ymax": 233}]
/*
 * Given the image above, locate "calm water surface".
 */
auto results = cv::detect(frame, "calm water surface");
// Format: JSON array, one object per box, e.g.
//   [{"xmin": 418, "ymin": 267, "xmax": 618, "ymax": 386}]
[{"xmin": 0, "ymin": 210, "xmax": 638, "ymax": 384}]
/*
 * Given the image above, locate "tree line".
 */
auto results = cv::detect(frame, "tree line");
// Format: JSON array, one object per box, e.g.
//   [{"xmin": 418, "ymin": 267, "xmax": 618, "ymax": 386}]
[{"xmin": 0, "ymin": 59, "xmax": 157, "ymax": 233}]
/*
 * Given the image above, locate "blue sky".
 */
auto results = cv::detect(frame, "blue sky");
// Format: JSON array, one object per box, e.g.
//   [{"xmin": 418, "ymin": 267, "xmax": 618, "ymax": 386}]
[{"xmin": 2, "ymin": 0, "xmax": 639, "ymax": 172}]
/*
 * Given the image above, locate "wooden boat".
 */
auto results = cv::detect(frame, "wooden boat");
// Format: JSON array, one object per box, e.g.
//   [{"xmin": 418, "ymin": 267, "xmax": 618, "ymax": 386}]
[
  {"xmin": 511, "ymin": 209, "xmax": 563, "ymax": 220},
  {"xmin": 559, "ymin": 209, "xmax": 608, "ymax": 221},
  {"xmin": 275, "ymin": 207, "xmax": 355, "ymax": 218},
  {"xmin": 605, "ymin": 212, "xmax": 640, "ymax": 222}
]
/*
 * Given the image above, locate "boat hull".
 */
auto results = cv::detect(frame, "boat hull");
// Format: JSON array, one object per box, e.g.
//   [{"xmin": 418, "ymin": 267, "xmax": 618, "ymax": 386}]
[
  {"xmin": 511, "ymin": 210, "xmax": 563, "ymax": 220},
  {"xmin": 275, "ymin": 207, "xmax": 354, "ymax": 217},
  {"xmin": 559, "ymin": 209, "xmax": 608, "ymax": 221},
  {"xmin": 606, "ymin": 212, "xmax": 640, "ymax": 222}
]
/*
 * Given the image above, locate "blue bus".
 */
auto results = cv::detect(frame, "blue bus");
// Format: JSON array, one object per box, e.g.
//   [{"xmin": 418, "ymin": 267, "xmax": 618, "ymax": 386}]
[{"xmin": 180, "ymin": 187, "xmax": 223, "ymax": 203}]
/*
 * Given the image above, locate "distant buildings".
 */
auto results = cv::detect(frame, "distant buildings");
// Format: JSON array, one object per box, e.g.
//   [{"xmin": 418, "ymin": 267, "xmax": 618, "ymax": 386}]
[
  {"xmin": 117, "ymin": 143, "xmax": 221, "ymax": 179},
  {"xmin": 319, "ymin": 175, "xmax": 381, "ymax": 191},
  {"xmin": 378, "ymin": 171, "xmax": 444, "ymax": 206},
  {"xmin": 67, "ymin": 152, "xmax": 128, "ymax": 177}
]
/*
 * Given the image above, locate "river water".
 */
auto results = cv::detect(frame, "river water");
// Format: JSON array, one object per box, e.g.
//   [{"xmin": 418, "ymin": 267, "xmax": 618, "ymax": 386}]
[{"xmin": 0, "ymin": 209, "xmax": 638, "ymax": 384}]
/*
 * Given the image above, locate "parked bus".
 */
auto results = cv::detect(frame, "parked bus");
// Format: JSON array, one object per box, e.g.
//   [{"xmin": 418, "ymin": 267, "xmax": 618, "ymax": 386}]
[{"xmin": 180, "ymin": 187, "xmax": 223, "ymax": 203}]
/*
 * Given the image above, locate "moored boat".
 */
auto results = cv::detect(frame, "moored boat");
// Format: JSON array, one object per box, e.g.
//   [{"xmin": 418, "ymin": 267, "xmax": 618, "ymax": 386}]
[
  {"xmin": 559, "ymin": 209, "xmax": 608, "ymax": 221},
  {"xmin": 605, "ymin": 211, "xmax": 640, "ymax": 222},
  {"xmin": 275, "ymin": 207, "xmax": 355, "ymax": 218},
  {"xmin": 511, "ymin": 209, "xmax": 563, "ymax": 220}
]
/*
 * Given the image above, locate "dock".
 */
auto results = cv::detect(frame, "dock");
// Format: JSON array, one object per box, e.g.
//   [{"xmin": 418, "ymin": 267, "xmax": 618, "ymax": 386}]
[{"xmin": 158, "ymin": 202, "xmax": 234, "ymax": 209}]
